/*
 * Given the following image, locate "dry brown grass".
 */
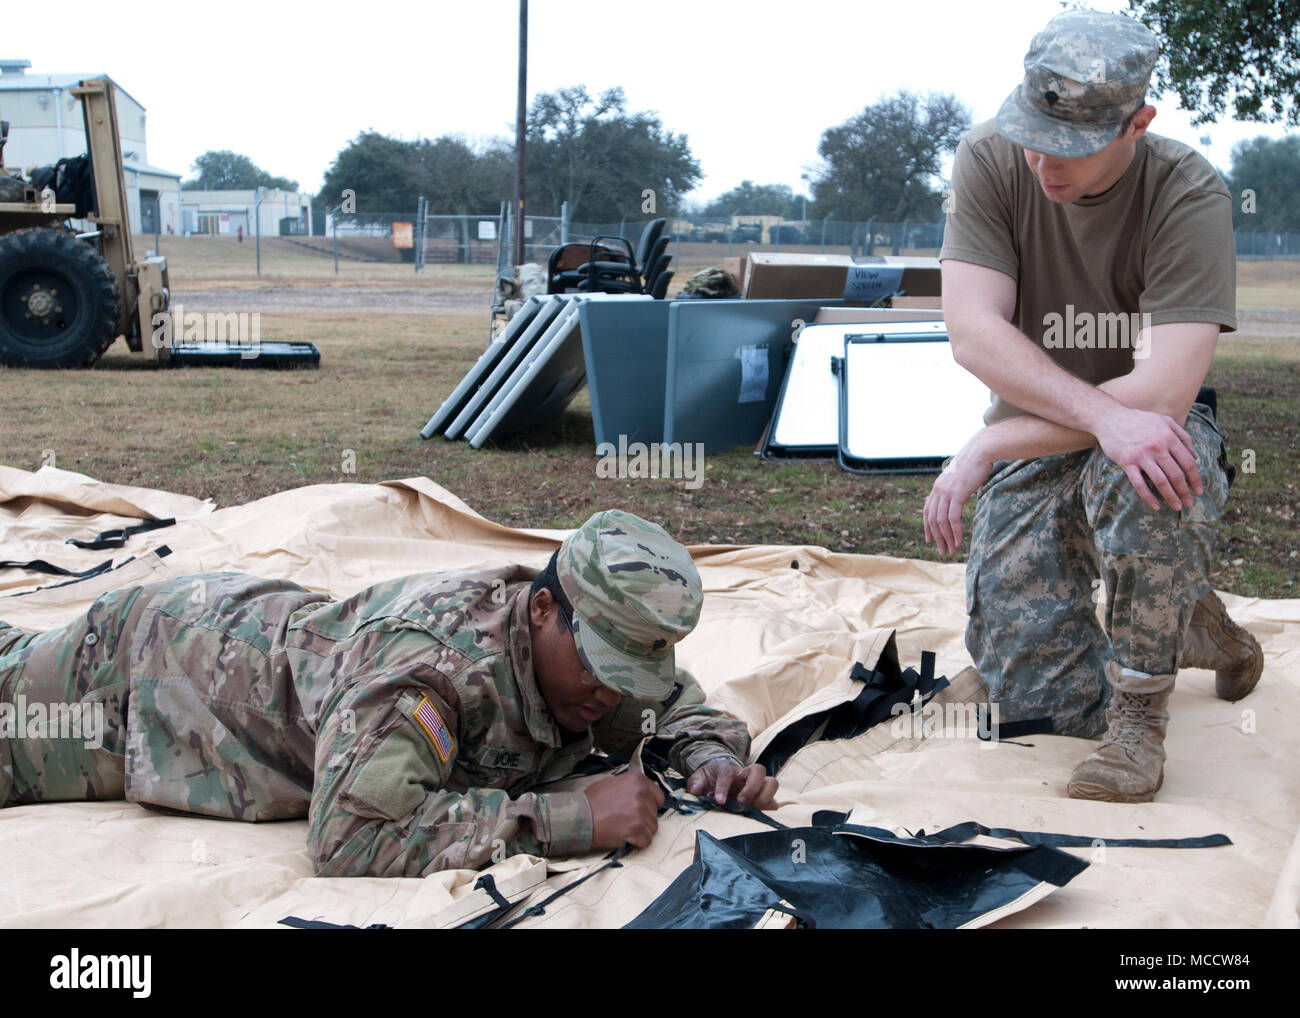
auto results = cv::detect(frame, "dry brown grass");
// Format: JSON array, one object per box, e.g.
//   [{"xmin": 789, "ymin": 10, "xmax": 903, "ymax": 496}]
[
  {"xmin": 2, "ymin": 240, "xmax": 1296, "ymax": 596},
  {"xmin": 1237, "ymin": 258, "xmax": 1300, "ymax": 306}
]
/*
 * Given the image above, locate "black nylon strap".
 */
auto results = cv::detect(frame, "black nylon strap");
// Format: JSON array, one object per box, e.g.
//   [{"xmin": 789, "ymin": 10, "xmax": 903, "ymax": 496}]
[
  {"xmin": 570, "ymin": 750, "xmax": 626, "ymax": 776},
  {"xmin": 920, "ymin": 650, "xmax": 935, "ymax": 685},
  {"xmin": 282, "ymin": 873, "xmax": 523, "ymax": 931},
  {"xmin": 839, "ymin": 820, "xmax": 1231, "ymax": 850},
  {"xmin": 976, "ymin": 705, "xmax": 1055, "ymax": 742},
  {"xmin": 473, "ymin": 873, "xmax": 512, "ymax": 911},
  {"xmin": 992, "ymin": 718, "xmax": 1055, "ymax": 739},
  {"xmin": 1, "ymin": 519, "xmax": 176, "ymax": 574},
  {"xmin": 2, "ymin": 546, "xmax": 172, "ymax": 598},
  {"xmin": 678, "ymin": 792, "xmax": 790, "ymax": 831},
  {"xmin": 65, "ymin": 517, "xmax": 176, "ymax": 550},
  {"xmin": 277, "ymin": 916, "xmax": 391, "ymax": 930},
  {"xmin": 0, "ymin": 557, "xmax": 114, "ymax": 579},
  {"xmin": 936, "ymin": 821, "xmax": 1232, "ymax": 850},
  {"xmin": 492, "ymin": 843, "xmax": 630, "ymax": 930},
  {"xmin": 760, "ymin": 650, "xmax": 949, "ymax": 776},
  {"xmin": 639, "ymin": 736, "xmax": 788, "ymax": 832}
]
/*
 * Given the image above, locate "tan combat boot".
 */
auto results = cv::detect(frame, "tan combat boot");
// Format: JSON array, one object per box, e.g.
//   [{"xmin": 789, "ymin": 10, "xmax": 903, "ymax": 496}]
[
  {"xmin": 1179, "ymin": 591, "xmax": 1263, "ymax": 701},
  {"xmin": 1067, "ymin": 661, "xmax": 1173, "ymax": 803}
]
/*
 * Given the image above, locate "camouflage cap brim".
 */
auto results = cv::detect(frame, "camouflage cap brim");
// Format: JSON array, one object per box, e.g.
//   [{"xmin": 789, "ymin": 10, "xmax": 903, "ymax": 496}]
[
  {"xmin": 571, "ymin": 615, "xmax": 677, "ymax": 701},
  {"xmin": 996, "ymin": 84, "xmax": 1125, "ymax": 159}
]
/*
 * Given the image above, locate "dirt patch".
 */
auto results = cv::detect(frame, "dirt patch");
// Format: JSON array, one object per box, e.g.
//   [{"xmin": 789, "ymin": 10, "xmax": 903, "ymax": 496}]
[
  {"xmin": 1228, "ymin": 310, "xmax": 1300, "ymax": 342},
  {"xmin": 171, "ymin": 286, "xmax": 489, "ymax": 313}
]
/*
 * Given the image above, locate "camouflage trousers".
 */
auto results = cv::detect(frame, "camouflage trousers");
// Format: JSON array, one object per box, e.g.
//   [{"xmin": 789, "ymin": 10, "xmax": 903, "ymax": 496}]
[
  {"xmin": 0, "ymin": 583, "xmax": 155, "ymax": 807},
  {"xmin": 965, "ymin": 404, "xmax": 1229, "ymax": 739},
  {"xmin": 0, "ymin": 574, "xmax": 325, "ymax": 809}
]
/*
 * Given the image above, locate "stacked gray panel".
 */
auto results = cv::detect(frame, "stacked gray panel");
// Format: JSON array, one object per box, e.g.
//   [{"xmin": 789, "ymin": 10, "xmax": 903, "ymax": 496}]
[
  {"xmin": 579, "ymin": 299, "xmax": 676, "ymax": 449},
  {"xmin": 663, "ymin": 299, "xmax": 844, "ymax": 456},
  {"xmin": 420, "ymin": 297, "xmax": 545, "ymax": 438}
]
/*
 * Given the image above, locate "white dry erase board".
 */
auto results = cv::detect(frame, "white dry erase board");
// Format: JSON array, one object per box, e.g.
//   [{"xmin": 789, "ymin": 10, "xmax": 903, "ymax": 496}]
[
  {"xmin": 837, "ymin": 330, "xmax": 990, "ymax": 472},
  {"xmin": 765, "ymin": 320, "xmax": 948, "ymax": 457}
]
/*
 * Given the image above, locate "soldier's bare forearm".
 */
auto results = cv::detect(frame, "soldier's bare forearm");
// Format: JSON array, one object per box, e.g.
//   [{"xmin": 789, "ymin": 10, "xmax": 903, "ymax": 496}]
[
  {"xmin": 966, "ymin": 413, "xmax": 1095, "ymax": 466},
  {"xmin": 962, "ymin": 332, "xmax": 1218, "ymax": 466},
  {"xmin": 949, "ymin": 311, "xmax": 1118, "ymax": 435}
]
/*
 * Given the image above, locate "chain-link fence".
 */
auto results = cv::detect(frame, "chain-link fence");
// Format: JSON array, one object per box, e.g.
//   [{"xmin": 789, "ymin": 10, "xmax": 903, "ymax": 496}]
[
  {"xmin": 318, "ymin": 211, "xmax": 422, "ymax": 268},
  {"xmin": 568, "ymin": 217, "xmax": 949, "ymax": 263},
  {"xmin": 637, "ymin": 219, "xmax": 1300, "ymax": 265},
  {"xmin": 173, "ymin": 207, "xmax": 1300, "ymax": 280},
  {"xmin": 415, "ymin": 203, "xmax": 564, "ymax": 271},
  {"xmin": 1235, "ymin": 231, "xmax": 1300, "ymax": 258},
  {"xmin": 578, "ymin": 219, "xmax": 1300, "ymax": 263},
  {"xmin": 302, "ymin": 207, "xmax": 564, "ymax": 275}
]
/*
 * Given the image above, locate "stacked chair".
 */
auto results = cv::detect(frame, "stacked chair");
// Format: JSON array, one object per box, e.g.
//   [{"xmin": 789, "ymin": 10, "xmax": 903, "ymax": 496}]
[{"xmin": 547, "ymin": 218, "xmax": 673, "ymax": 297}]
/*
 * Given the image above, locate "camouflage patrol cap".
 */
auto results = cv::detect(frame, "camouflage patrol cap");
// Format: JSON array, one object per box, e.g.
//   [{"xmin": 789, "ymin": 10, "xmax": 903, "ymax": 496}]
[
  {"xmin": 556, "ymin": 510, "xmax": 702, "ymax": 700},
  {"xmin": 996, "ymin": 10, "xmax": 1158, "ymax": 159},
  {"xmin": 684, "ymin": 266, "xmax": 740, "ymax": 298}
]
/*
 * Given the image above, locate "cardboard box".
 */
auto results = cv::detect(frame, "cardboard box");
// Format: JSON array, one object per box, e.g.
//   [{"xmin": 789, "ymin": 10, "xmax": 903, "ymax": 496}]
[
  {"xmin": 743, "ymin": 253, "xmax": 942, "ymax": 301},
  {"xmin": 722, "ymin": 256, "xmax": 748, "ymax": 294},
  {"xmin": 813, "ymin": 305, "xmax": 944, "ymax": 325},
  {"xmin": 892, "ymin": 296, "xmax": 943, "ymax": 310}
]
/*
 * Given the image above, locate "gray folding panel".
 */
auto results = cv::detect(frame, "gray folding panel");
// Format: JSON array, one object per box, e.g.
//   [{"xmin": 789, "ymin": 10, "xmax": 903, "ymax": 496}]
[
  {"xmin": 663, "ymin": 299, "xmax": 844, "ymax": 456},
  {"xmin": 443, "ymin": 296, "xmax": 565, "ymax": 440},
  {"xmin": 465, "ymin": 300, "xmax": 584, "ymax": 447},
  {"xmin": 420, "ymin": 297, "xmax": 543, "ymax": 438},
  {"xmin": 579, "ymin": 298, "xmax": 676, "ymax": 449},
  {"xmin": 465, "ymin": 295, "xmax": 655, "ymax": 448}
]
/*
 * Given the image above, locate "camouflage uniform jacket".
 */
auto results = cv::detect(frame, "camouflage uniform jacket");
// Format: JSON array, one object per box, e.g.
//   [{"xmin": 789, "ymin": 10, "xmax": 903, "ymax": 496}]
[{"xmin": 120, "ymin": 567, "xmax": 750, "ymax": 877}]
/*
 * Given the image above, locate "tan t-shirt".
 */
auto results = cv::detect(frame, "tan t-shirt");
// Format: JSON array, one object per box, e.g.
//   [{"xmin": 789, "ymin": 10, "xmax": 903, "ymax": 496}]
[{"xmin": 939, "ymin": 119, "xmax": 1236, "ymax": 424}]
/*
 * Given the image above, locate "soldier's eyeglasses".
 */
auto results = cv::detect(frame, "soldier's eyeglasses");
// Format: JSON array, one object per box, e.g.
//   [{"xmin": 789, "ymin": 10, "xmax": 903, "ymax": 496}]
[{"xmin": 556, "ymin": 597, "xmax": 604, "ymax": 688}]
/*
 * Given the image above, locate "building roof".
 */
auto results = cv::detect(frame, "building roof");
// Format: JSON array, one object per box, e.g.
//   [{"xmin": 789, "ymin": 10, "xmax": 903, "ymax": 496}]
[
  {"xmin": 0, "ymin": 71, "xmax": 146, "ymax": 111},
  {"xmin": 180, "ymin": 188, "xmax": 308, "ymax": 202},
  {"xmin": 124, "ymin": 161, "xmax": 182, "ymax": 180}
]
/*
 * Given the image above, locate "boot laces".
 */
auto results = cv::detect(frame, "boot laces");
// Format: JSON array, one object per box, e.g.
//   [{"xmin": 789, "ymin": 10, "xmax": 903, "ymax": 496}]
[{"xmin": 1105, "ymin": 695, "xmax": 1160, "ymax": 750}]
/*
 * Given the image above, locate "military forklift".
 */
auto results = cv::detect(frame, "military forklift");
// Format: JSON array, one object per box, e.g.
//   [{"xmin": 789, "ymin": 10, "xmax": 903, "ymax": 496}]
[
  {"xmin": 0, "ymin": 78, "xmax": 171, "ymax": 367},
  {"xmin": 0, "ymin": 78, "xmax": 316, "ymax": 369}
]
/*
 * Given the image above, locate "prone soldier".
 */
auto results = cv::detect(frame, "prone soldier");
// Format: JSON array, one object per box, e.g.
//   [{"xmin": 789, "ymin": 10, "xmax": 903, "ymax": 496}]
[{"xmin": 0, "ymin": 510, "xmax": 778, "ymax": 876}]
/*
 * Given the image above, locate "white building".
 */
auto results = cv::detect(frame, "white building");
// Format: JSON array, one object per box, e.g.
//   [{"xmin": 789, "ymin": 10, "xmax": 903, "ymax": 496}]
[
  {"xmin": 180, "ymin": 189, "xmax": 313, "ymax": 237},
  {"xmin": 0, "ymin": 59, "xmax": 182, "ymax": 235}
]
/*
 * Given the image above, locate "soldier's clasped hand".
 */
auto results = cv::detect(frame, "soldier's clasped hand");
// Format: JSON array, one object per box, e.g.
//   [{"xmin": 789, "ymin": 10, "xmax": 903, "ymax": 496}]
[{"xmin": 686, "ymin": 758, "xmax": 779, "ymax": 811}]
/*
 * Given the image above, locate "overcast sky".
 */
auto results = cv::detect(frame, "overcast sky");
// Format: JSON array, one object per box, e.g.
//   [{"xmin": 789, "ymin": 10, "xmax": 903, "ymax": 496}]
[{"xmin": 15, "ymin": 0, "xmax": 1295, "ymax": 205}]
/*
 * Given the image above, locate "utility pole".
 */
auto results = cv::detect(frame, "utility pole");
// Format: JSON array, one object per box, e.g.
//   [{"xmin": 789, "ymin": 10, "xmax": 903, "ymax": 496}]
[
  {"xmin": 255, "ymin": 186, "xmax": 265, "ymax": 276},
  {"xmin": 512, "ymin": 0, "xmax": 528, "ymax": 268}
]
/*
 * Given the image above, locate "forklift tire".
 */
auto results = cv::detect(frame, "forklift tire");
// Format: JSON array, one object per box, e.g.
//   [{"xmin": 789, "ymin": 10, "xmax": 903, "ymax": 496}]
[{"xmin": 0, "ymin": 227, "xmax": 120, "ymax": 368}]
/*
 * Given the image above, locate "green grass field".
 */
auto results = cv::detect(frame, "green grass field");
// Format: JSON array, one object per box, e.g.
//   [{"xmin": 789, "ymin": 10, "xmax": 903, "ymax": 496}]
[{"xmin": 2, "ymin": 235, "xmax": 1296, "ymax": 598}]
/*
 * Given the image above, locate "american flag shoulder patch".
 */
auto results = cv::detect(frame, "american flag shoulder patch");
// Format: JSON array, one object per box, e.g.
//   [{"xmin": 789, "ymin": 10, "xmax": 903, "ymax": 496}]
[{"xmin": 412, "ymin": 696, "xmax": 456, "ymax": 764}]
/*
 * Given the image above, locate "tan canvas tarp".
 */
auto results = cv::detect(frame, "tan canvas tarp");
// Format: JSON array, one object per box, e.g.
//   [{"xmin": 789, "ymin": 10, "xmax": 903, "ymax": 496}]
[{"xmin": 1, "ymin": 465, "xmax": 1297, "ymax": 928}]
